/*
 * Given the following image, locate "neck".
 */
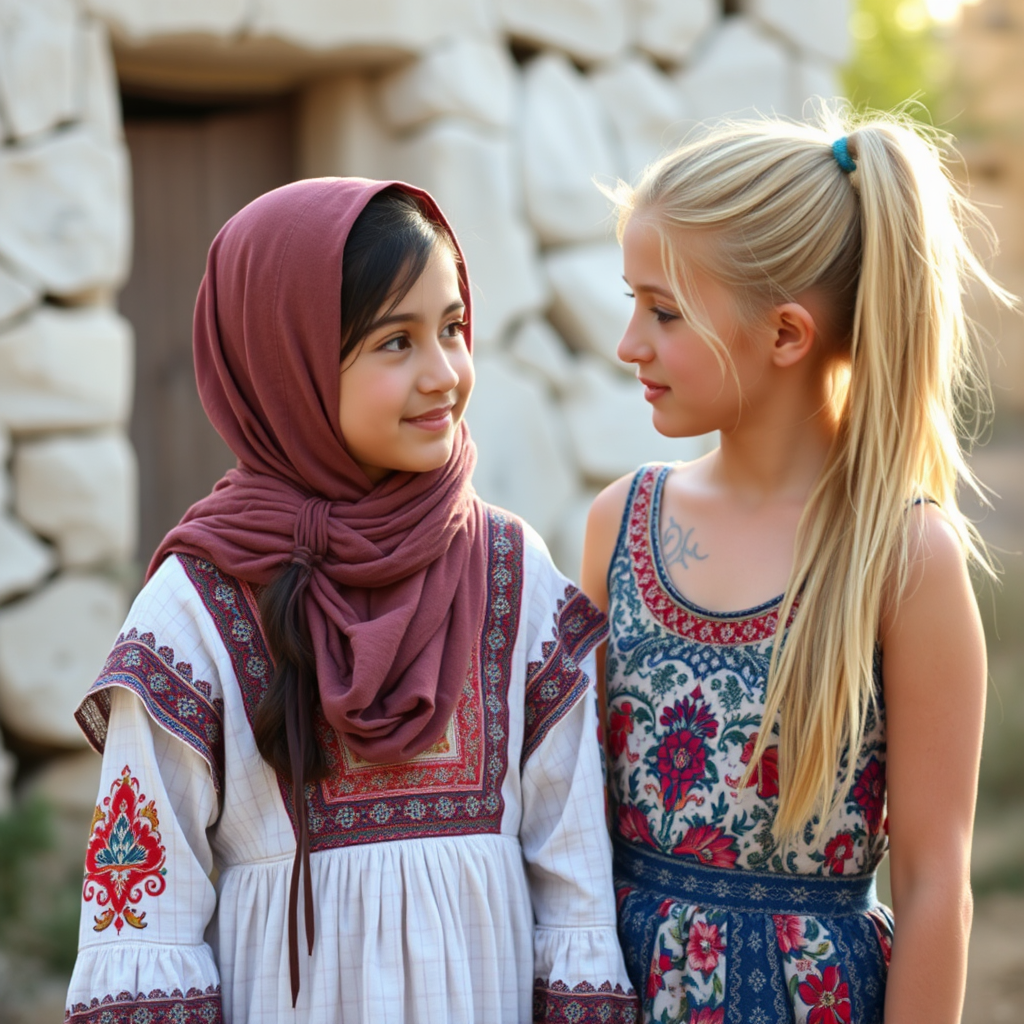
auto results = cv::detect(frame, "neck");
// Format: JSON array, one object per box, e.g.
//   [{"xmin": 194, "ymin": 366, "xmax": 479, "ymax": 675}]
[{"xmin": 712, "ymin": 369, "xmax": 840, "ymax": 506}]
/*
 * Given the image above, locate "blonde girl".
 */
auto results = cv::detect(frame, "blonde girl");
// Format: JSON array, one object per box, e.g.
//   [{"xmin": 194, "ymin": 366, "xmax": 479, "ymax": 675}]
[{"xmin": 581, "ymin": 112, "xmax": 1006, "ymax": 1024}]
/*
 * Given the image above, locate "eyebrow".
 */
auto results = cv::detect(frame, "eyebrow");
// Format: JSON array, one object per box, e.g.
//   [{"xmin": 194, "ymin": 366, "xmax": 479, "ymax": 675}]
[
  {"xmin": 624, "ymin": 278, "xmax": 678, "ymax": 302},
  {"xmin": 367, "ymin": 299, "xmax": 465, "ymax": 333}
]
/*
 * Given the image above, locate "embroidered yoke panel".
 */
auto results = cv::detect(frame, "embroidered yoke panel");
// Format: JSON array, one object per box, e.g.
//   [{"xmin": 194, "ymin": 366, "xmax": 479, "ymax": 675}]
[
  {"xmin": 178, "ymin": 506, "xmax": 531, "ymax": 851},
  {"xmin": 606, "ymin": 464, "xmax": 888, "ymax": 877}
]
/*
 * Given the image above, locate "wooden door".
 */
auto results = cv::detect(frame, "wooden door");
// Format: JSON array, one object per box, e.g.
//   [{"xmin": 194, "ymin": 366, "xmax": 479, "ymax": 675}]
[{"xmin": 121, "ymin": 97, "xmax": 297, "ymax": 565}]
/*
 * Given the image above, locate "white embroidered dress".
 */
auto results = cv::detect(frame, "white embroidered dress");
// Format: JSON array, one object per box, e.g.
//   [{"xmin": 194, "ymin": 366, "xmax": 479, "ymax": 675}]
[{"xmin": 66, "ymin": 509, "xmax": 637, "ymax": 1024}]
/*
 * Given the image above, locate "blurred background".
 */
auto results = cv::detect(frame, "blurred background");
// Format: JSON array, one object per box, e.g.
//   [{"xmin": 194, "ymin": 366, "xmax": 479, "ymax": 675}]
[{"xmin": 0, "ymin": 0, "xmax": 1020, "ymax": 1019}]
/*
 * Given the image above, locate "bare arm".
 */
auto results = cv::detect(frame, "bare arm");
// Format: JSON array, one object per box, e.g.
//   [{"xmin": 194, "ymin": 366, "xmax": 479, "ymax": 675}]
[
  {"xmin": 881, "ymin": 506, "xmax": 986, "ymax": 1023},
  {"xmin": 579, "ymin": 475, "xmax": 633, "ymax": 744}
]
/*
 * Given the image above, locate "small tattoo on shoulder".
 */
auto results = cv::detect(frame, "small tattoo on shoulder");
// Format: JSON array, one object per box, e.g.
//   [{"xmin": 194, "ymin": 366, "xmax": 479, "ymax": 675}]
[{"xmin": 662, "ymin": 517, "xmax": 709, "ymax": 570}]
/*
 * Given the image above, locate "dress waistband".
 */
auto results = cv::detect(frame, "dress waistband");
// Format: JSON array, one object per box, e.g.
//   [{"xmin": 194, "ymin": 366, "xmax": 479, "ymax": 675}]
[{"xmin": 613, "ymin": 836, "xmax": 877, "ymax": 917}]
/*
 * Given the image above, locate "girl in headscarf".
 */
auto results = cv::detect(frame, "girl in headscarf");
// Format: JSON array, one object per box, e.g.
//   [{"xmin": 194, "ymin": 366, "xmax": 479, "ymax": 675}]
[{"xmin": 65, "ymin": 179, "xmax": 638, "ymax": 1024}]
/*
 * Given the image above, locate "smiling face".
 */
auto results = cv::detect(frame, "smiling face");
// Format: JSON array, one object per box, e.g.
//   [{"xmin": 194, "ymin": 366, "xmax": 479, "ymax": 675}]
[
  {"xmin": 618, "ymin": 214, "xmax": 775, "ymax": 438},
  {"xmin": 338, "ymin": 245, "xmax": 473, "ymax": 483}
]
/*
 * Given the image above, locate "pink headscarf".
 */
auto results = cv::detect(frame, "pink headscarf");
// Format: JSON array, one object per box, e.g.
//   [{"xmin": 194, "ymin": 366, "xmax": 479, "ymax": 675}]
[{"xmin": 150, "ymin": 177, "xmax": 487, "ymax": 766}]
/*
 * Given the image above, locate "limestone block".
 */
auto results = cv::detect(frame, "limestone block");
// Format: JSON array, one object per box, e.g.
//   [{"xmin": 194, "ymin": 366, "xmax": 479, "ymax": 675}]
[
  {"xmin": 0, "ymin": 423, "xmax": 8, "ymax": 509},
  {"xmin": 13, "ymin": 430, "xmax": 137, "ymax": 568},
  {"xmin": 590, "ymin": 56, "xmax": 688, "ymax": 182},
  {"xmin": 632, "ymin": 0, "xmax": 719, "ymax": 66},
  {"xmin": 562, "ymin": 355, "xmax": 715, "ymax": 482},
  {"xmin": 507, "ymin": 316, "xmax": 579, "ymax": 397},
  {"xmin": 521, "ymin": 53, "xmax": 620, "ymax": 246},
  {"xmin": 393, "ymin": 121, "xmax": 548, "ymax": 348},
  {"xmin": 251, "ymin": 0, "xmax": 495, "ymax": 52},
  {"xmin": 792, "ymin": 56, "xmax": 842, "ymax": 113},
  {"xmin": 0, "ymin": 126, "xmax": 130, "ymax": 297},
  {"xmin": 379, "ymin": 37, "xmax": 517, "ymax": 131},
  {"xmin": 0, "ymin": 306, "xmax": 133, "ymax": 432},
  {"xmin": 0, "ymin": 0, "xmax": 77, "ymax": 140},
  {"xmin": 78, "ymin": 18, "xmax": 123, "ymax": 141},
  {"xmin": 749, "ymin": 0, "xmax": 851, "ymax": 65},
  {"xmin": 0, "ymin": 515, "xmax": 56, "ymax": 602},
  {"xmin": 81, "ymin": 0, "xmax": 247, "ymax": 40},
  {"xmin": 299, "ymin": 75, "xmax": 398, "ymax": 182},
  {"xmin": 551, "ymin": 488, "xmax": 600, "ymax": 583},
  {"xmin": 676, "ymin": 16, "xmax": 793, "ymax": 123},
  {"xmin": 0, "ymin": 574, "xmax": 125, "ymax": 747},
  {"xmin": 545, "ymin": 243, "xmax": 632, "ymax": 367},
  {"xmin": 0, "ymin": 264, "xmax": 37, "ymax": 327},
  {"xmin": 499, "ymin": 0, "xmax": 628, "ymax": 64},
  {"xmin": 466, "ymin": 353, "xmax": 578, "ymax": 542},
  {"xmin": 24, "ymin": 748, "xmax": 102, "ymax": 816}
]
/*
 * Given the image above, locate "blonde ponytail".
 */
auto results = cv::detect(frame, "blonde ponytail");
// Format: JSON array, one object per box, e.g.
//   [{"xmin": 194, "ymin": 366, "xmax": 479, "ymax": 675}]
[{"xmin": 611, "ymin": 108, "xmax": 1013, "ymax": 835}]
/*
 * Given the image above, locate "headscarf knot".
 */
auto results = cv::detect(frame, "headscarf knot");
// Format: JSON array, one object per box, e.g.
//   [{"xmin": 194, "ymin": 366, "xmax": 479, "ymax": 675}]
[{"xmin": 292, "ymin": 496, "xmax": 331, "ymax": 569}]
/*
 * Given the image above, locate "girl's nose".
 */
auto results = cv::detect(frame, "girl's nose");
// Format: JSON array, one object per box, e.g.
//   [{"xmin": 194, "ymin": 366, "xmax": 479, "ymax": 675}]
[
  {"xmin": 617, "ymin": 315, "xmax": 648, "ymax": 364},
  {"xmin": 420, "ymin": 341, "xmax": 461, "ymax": 393}
]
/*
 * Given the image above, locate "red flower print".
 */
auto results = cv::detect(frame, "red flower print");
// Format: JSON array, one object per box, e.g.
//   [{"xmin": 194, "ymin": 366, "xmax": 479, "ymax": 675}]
[
  {"xmin": 659, "ymin": 686, "xmax": 718, "ymax": 740},
  {"xmin": 851, "ymin": 757, "xmax": 885, "ymax": 834},
  {"xmin": 773, "ymin": 914, "xmax": 806, "ymax": 954},
  {"xmin": 689, "ymin": 1010, "xmax": 725, "ymax": 1024},
  {"xmin": 686, "ymin": 919, "xmax": 725, "ymax": 974},
  {"xmin": 647, "ymin": 943, "xmax": 674, "ymax": 1000},
  {"xmin": 739, "ymin": 733, "xmax": 779, "ymax": 800},
  {"xmin": 609, "ymin": 701, "xmax": 638, "ymax": 762},
  {"xmin": 655, "ymin": 729, "xmax": 707, "ymax": 810},
  {"xmin": 657, "ymin": 898, "xmax": 676, "ymax": 918},
  {"xmin": 617, "ymin": 804, "xmax": 656, "ymax": 848},
  {"xmin": 798, "ymin": 965, "xmax": 852, "ymax": 1024},
  {"xmin": 823, "ymin": 832, "xmax": 855, "ymax": 875},
  {"xmin": 672, "ymin": 824, "xmax": 739, "ymax": 868},
  {"xmin": 83, "ymin": 765, "xmax": 167, "ymax": 934}
]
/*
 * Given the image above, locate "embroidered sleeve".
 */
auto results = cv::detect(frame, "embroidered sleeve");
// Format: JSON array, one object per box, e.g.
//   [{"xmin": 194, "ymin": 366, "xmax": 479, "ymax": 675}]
[
  {"xmin": 66, "ymin": 688, "xmax": 222, "ymax": 1021},
  {"xmin": 76, "ymin": 625, "xmax": 225, "ymax": 795},
  {"xmin": 522, "ymin": 584, "xmax": 608, "ymax": 767},
  {"xmin": 521, "ymin": 634, "xmax": 638, "ymax": 1023}
]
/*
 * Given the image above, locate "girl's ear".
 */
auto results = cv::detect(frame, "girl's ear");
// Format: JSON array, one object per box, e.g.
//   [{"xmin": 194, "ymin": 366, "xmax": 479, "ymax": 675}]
[{"xmin": 769, "ymin": 302, "xmax": 817, "ymax": 368}]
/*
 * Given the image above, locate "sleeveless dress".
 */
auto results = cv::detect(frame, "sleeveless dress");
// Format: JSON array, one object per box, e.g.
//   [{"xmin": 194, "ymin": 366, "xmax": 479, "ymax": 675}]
[{"xmin": 607, "ymin": 465, "xmax": 893, "ymax": 1024}]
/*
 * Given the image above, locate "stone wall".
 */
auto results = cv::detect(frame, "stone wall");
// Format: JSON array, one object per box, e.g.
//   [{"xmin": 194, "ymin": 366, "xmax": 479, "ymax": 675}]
[{"xmin": 0, "ymin": 0, "xmax": 850, "ymax": 812}]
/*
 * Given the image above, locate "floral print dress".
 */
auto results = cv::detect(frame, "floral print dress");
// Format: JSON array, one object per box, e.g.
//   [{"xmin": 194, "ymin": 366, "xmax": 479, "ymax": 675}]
[{"xmin": 607, "ymin": 465, "xmax": 893, "ymax": 1024}]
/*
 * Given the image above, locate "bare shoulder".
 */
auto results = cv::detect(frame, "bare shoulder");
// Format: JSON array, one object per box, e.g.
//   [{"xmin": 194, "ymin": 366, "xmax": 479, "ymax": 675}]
[
  {"xmin": 580, "ymin": 472, "xmax": 636, "ymax": 611},
  {"xmin": 587, "ymin": 472, "xmax": 635, "ymax": 537},
  {"xmin": 883, "ymin": 501, "xmax": 979, "ymax": 643}
]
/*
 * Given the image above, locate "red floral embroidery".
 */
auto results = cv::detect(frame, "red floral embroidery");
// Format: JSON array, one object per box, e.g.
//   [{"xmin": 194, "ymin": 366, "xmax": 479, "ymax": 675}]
[
  {"xmin": 688, "ymin": 1009, "xmax": 725, "ymax": 1024},
  {"xmin": 65, "ymin": 986, "xmax": 222, "ymax": 1023},
  {"xmin": 686, "ymin": 919, "xmax": 725, "ymax": 974},
  {"xmin": 823, "ymin": 832, "xmax": 855, "ymax": 875},
  {"xmin": 647, "ymin": 943, "xmax": 674, "ymax": 1000},
  {"xmin": 798, "ymin": 964, "xmax": 852, "ymax": 1024},
  {"xmin": 656, "ymin": 687, "xmax": 716, "ymax": 810},
  {"xmin": 617, "ymin": 804, "xmax": 657, "ymax": 848},
  {"xmin": 851, "ymin": 757, "xmax": 885, "ymax": 833},
  {"xmin": 609, "ymin": 701, "xmax": 638, "ymax": 761},
  {"xmin": 533, "ymin": 978, "xmax": 639, "ymax": 1023},
  {"xmin": 83, "ymin": 766, "xmax": 167, "ymax": 934},
  {"xmin": 739, "ymin": 732, "xmax": 779, "ymax": 800},
  {"xmin": 672, "ymin": 824, "xmax": 739, "ymax": 868},
  {"xmin": 867, "ymin": 909, "xmax": 893, "ymax": 967},
  {"xmin": 773, "ymin": 914, "xmax": 806, "ymax": 954}
]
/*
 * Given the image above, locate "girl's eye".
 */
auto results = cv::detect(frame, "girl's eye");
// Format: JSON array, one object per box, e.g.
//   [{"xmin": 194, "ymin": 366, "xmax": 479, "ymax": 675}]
[
  {"xmin": 380, "ymin": 334, "xmax": 411, "ymax": 352},
  {"xmin": 652, "ymin": 306, "xmax": 680, "ymax": 324},
  {"xmin": 624, "ymin": 290, "xmax": 636, "ymax": 299},
  {"xmin": 441, "ymin": 319, "xmax": 468, "ymax": 339}
]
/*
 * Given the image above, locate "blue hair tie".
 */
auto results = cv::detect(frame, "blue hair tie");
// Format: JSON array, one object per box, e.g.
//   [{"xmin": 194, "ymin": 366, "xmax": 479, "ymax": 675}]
[{"xmin": 831, "ymin": 136, "xmax": 857, "ymax": 174}]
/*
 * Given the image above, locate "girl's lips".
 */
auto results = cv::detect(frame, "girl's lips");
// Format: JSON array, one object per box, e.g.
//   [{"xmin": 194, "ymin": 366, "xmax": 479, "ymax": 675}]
[
  {"xmin": 638, "ymin": 378, "xmax": 668, "ymax": 402},
  {"xmin": 404, "ymin": 407, "xmax": 454, "ymax": 431}
]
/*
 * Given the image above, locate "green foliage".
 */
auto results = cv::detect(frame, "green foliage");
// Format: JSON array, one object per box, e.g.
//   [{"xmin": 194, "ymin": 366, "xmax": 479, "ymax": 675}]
[
  {"xmin": 0, "ymin": 798, "xmax": 81, "ymax": 975},
  {"xmin": 842, "ymin": 0, "xmax": 949, "ymax": 120}
]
